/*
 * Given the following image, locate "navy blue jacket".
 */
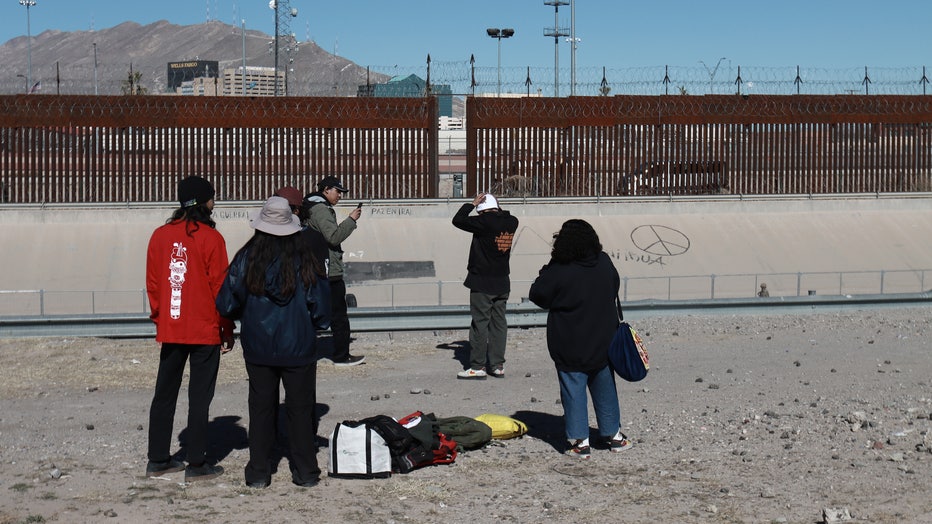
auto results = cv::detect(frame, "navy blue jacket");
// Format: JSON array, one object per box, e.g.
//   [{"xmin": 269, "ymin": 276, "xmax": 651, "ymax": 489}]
[
  {"xmin": 216, "ymin": 249, "xmax": 331, "ymax": 367},
  {"xmin": 528, "ymin": 252, "xmax": 620, "ymax": 372}
]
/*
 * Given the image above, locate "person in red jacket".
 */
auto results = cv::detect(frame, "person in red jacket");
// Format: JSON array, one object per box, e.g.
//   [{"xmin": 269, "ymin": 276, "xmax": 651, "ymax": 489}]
[{"xmin": 144, "ymin": 176, "xmax": 234, "ymax": 482}]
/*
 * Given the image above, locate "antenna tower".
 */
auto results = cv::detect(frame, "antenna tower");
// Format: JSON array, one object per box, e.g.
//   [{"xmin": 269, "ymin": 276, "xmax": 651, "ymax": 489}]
[{"xmin": 544, "ymin": 0, "xmax": 569, "ymax": 97}]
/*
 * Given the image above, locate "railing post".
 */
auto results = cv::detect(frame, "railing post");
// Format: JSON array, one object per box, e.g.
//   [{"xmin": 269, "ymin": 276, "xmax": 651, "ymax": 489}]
[
  {"xmin": 623, "ymin": 276, "xmax": 628, "ymax": 302},
  {"xmin": 667, "ymin": 277, "xmax": 672, "ymax": 300},
  {"xmin": 143, "ymin": 288, "xmax": 147, "ymax": 313},
  {"xmin": 40, "ymin": 289, "xmax": 45, "ymax": 316},
  {"xmin": 710, "ymin": 274, "xmax": 716, "ymax": 300},
  {"xmin": 92, "ymin": 290, "xmax": 96, "ymax": 315},
  {"xmin": 880, "ymin": 270, "xmax": 885, "ymax": 295},
  {"xmin": 839, "ymin": 272, "xmax": 843, "ymax": 295},
  {"xmin": 797, "ymin": 272, "xmax": 802, "ymax": 296},
  {"xmin": 391, "ymin": 284, "xmax": 395, "ymax": 308},
  {"xmin": 438, "ymin": 280, "xmax": 443, "ymax": 306}
]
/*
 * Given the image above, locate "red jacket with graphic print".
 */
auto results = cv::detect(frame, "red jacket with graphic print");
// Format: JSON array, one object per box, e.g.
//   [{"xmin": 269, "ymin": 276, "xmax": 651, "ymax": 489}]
[{"xmin": 146, "ymin": 219, "xmax": 229, "ymax": 345}]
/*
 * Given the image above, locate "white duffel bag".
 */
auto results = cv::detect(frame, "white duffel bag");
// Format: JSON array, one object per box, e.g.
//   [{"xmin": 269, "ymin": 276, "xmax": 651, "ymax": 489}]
[{"xmin": 327, "ymin": 420, "xmax": 392, "ymax": 479}]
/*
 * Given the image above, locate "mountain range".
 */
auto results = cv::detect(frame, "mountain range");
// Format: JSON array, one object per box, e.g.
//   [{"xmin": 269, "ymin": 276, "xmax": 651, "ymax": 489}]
[{"xmin": 0, "ymin": 20, "xmax": 389, "ymax": 96}]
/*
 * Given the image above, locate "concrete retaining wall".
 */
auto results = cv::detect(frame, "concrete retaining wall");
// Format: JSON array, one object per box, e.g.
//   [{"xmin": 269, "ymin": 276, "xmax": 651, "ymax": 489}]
[{"xmin": 2, "ymin": 196, "xmax": 931, "ymax": 313}]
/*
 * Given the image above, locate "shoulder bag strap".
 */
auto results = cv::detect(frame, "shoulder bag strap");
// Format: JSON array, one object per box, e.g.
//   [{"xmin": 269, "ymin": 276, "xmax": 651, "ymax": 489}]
[{"xmin": 616, "ymin": 295, "xmax": 624, "ymax": 322}]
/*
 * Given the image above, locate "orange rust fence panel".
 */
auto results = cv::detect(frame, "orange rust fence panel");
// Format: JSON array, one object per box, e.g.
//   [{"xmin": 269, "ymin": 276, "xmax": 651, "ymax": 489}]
[
  {"xmin": 0, "ymin": 95, "xmax": 439, "ymax": 203},
  {"xmin": 3, "ymin": 95, "xmax": 931, "ymax": 202},
  {"xmin": 465, "ymin": 95, "xmax": 932, "ymax": 197}
]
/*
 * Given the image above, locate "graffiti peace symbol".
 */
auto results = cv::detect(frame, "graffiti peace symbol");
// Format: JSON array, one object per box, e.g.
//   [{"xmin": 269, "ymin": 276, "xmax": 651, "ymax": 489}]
[{"xmin": 630, "ymin": 225, "xmax": 690, "ymax": 256}]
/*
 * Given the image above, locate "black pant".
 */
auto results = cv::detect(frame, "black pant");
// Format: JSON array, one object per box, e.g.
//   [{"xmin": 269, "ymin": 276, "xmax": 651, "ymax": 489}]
[
  {"xmin": 147, "ymin": 343, "xmax": 220, "ymax": 466},
  {"xmin": 329, "ymin": 277, "xmax": 351, "ymax": 361},
  {"xmin": 244, "ymin": 361, "xmax": 320, "ymax": 485}
]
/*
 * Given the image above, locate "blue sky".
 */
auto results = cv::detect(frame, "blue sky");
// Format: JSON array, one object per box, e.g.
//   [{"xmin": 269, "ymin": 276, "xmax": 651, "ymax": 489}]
[{"xmin": 0, "ymin": 0, "xmax": 928, "ymax": 71}]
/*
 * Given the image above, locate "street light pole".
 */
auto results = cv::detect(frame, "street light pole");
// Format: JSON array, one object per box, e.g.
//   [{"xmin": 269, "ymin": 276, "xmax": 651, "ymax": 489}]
[
  {"xmin": 19, "ymin": 0, "xmax": 36, "ymax": 93},
  {"xmin": 271, "ymin": 0, "xmax": 279, "ymax": 96},
  {"xmin": 93, "ymin": 42, "xmax": 98, "ymax": 95},
  {"xmin": 486, "ymin": 27, "xmax": 514, "ymax": 96}
]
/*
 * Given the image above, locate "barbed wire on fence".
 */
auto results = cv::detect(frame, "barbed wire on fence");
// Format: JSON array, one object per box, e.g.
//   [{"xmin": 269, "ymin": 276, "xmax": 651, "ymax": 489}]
[{"xmin": 0, "ymin": 61, "xmax": 930, "ymax": 98}]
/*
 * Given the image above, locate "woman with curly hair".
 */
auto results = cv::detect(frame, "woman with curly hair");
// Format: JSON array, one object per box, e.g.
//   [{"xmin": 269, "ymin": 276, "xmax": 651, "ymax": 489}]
[{"xmin": 528, "ymin": 219, "xmax": 632, "ymax": 459}]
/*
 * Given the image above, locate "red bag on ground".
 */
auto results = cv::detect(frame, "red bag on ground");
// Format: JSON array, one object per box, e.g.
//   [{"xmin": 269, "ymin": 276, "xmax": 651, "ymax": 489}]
[{"xmin": 396, "ymin": 411, "xmax": 458, "ymax": 470}]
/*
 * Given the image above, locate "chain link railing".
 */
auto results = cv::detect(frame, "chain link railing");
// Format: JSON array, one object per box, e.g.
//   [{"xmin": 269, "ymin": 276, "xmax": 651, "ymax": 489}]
[{"xmin": 2, "ymin": 268, "xmax": 928, "ymax": 316}]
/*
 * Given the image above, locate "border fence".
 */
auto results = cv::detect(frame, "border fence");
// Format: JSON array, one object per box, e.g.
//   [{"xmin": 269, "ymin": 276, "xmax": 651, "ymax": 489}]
[{"xmin": 1, "ymin": 94, "xmax": 931, "ymax": 203}]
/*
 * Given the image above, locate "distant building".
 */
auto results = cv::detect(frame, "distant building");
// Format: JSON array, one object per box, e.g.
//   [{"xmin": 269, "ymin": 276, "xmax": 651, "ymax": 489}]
[
  {"xmin": 221, "ymin": 66, "xmax": 284, "ymax": 97},
  {"xmin": 358, "ymin": 74, "xmax": 454, "ymax": 117},
  {"xmin": 167, "ymin": 60, "xmax": 219, "ymax": 91},
  {"xmin": 176, "ymin": 77, "xmax": 221, "ymax": 96}
]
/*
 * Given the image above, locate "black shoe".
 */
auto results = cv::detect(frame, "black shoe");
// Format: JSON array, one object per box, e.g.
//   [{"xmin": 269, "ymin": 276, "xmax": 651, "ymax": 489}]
[
  {"xmin": 333, "ymin": 354, "xmax": 365, "ymax": 367},
  {"xmin": 246, "ymin": 479, "xmax": 270, "ymax": 489},
  {"xmin": 145, "ymin": 459, "xmax": 185, "ymax": 477},
  {"xmin": 185, "ymin": 463, "xmax": 224, "ymax": 482},
  {"xmin": 293, "ymin": 477, "xmax": 320, "ymax": 488}
]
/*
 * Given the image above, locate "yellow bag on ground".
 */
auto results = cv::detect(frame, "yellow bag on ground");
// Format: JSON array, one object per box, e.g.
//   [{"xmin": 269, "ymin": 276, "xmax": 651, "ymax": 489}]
[{"xmin": 474, "ymin": 414, "xmax": 528, "ymax": 440}]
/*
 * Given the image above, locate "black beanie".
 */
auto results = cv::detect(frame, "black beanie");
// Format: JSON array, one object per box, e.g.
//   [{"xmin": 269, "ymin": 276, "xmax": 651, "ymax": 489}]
[{"xmin": 178, "ymin": 176, "xmax": 215, "ymax": 208}]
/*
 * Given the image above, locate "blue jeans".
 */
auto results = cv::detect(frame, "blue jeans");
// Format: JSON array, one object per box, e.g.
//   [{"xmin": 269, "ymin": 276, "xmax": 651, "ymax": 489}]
[{"xmin": 557, "ymin": 365, "xmax": 620, "ymax": 441}]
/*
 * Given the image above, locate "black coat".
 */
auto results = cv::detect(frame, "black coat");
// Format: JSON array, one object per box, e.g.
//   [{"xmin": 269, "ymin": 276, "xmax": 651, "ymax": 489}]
[
  {"xmin": 528, "ymin": 252, "xmax": 620, "ymax": 372},
  {"xmin": 216, "ymin": 248, "xmax": 331, "ymax": 367},
  {"xmin": 452, "ymin": 204, "xmax": 519, "ymax": 295}
]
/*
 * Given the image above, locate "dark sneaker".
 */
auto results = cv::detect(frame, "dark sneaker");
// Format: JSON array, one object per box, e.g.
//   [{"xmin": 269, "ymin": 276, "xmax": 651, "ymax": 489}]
[
  {"xmin": 185, "ymin": 463, "xmax": 224, "ymax": 482},
  {"xmin": 565, "ymin": 439, "xmax": 591, "ymax": 459},
  {"xmin": 456, "ymin": 368, "xmax": 487, "ymax": 380},
  {"xmin": 333, "ymin": 354, "xmax": 366, "ymax": 367},
  {"xmin": 490, "ymin": 366, "xmax": 505, "ymax": 378},
  {"xmin": 145, "ymin": 459, "xmax": 185, "ymax": 477},
  {"xmin": 293, "ymin": 477, "xmax": 320, "ymax": 488},
  {"xmin": 246, "ymin": 479, "xmax": 270, "ymax": 489},
  {"xmin": 610, "ymin": 434, "xmax": 633, "ymax": 453}
]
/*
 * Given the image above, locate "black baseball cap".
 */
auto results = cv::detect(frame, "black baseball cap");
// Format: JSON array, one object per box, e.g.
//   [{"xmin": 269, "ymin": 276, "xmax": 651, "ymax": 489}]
[{"xmin": 317, "ymin": 176, "xmax": 348, "ymax": 193}]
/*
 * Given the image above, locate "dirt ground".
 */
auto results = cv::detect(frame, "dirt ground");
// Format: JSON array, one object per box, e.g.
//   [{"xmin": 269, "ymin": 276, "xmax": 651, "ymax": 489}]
[{"xmin": 1, "ymin": 307, "xmax": 931, "ymax": 524}]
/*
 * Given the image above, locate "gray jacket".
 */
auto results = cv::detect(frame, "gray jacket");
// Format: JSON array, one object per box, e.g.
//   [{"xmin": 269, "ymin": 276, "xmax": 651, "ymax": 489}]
[{"xmin": 305, "ymin": 193, "xmax": 357, "ymax": 279}]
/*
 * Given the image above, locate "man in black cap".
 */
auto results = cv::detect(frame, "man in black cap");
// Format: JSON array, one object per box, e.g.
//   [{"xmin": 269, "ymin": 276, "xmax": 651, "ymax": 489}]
[{"xmin": 303, "ymin": 176, "xmax": 365, "ymax": 366}]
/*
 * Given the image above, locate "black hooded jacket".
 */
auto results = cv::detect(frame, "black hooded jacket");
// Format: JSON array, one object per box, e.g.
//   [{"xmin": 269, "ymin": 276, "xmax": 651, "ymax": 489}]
[
  {"xmin": 452, "ymin": 203, "xmax": 519, "ymax": 295},
  {"xmin": 529, "ymin": 252, "xmax": 620, "ymax": 372}
]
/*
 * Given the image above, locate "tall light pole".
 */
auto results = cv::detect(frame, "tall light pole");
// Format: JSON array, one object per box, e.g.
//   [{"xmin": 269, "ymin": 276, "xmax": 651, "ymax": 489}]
[
  {"xmin": 19, "ymin": 0, "xmax": 36, "ymax": 94},
  {"xmin": 569, "ymin": 0, "xmax": 576, "ymax": 96},
  {"xmin": 544, "ymin": 0, "xmax": 569, "ymax": 97},
  {"xmin": 93, "ymin": 42, "xmax": 98, "ymax": 95},
  {"xmin": 270, "ymin": 0, "xmax": 279, "ymax": 96},
  {"xmin": 699, "ymin": 57, "xmax": 727, "ymax": 94},
  {"xmin": 486, "ymin": 27, "xmax": 514, "ymax": 96}
]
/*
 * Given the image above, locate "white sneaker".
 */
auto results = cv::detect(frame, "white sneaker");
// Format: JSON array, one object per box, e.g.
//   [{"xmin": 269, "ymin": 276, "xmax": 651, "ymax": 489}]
[{"xmin": 456, "ymin": 368, "xmax": 487, "ymax": 380}]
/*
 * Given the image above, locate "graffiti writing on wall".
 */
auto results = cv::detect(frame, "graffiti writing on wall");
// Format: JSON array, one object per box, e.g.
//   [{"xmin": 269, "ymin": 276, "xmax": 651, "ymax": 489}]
[{"xmin": 610, "ymin": 250, "xmax": 668, "ymax": 266}]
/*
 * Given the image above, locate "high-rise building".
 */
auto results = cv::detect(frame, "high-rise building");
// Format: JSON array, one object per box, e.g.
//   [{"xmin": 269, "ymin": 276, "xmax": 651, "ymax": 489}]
[{"xmin": 222, "ymin": 67, "xmax": 284, "ymax": 97}]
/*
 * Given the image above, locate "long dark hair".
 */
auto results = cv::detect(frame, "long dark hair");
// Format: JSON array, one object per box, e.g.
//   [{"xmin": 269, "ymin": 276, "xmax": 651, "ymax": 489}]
[
  {"xmin": 242, "ymin": 230, "xmax": 322, "ymax": 298},
  {"xmin": 550, "ymin": 219, "xmax": 602, "ymax": 264},
  {"xmin": 168, "ymin": 204, "xmax": 216, "ymax": 235}
]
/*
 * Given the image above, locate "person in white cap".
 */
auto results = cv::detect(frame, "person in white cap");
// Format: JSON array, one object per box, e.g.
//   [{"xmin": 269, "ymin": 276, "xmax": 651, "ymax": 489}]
[
  {"xmin": 216, "ymin": 196, "xmax": 331, "ymax": 489},
  {"xmin": 452, "ymin": 192, "xmax": 519, "ymax": 379}
]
